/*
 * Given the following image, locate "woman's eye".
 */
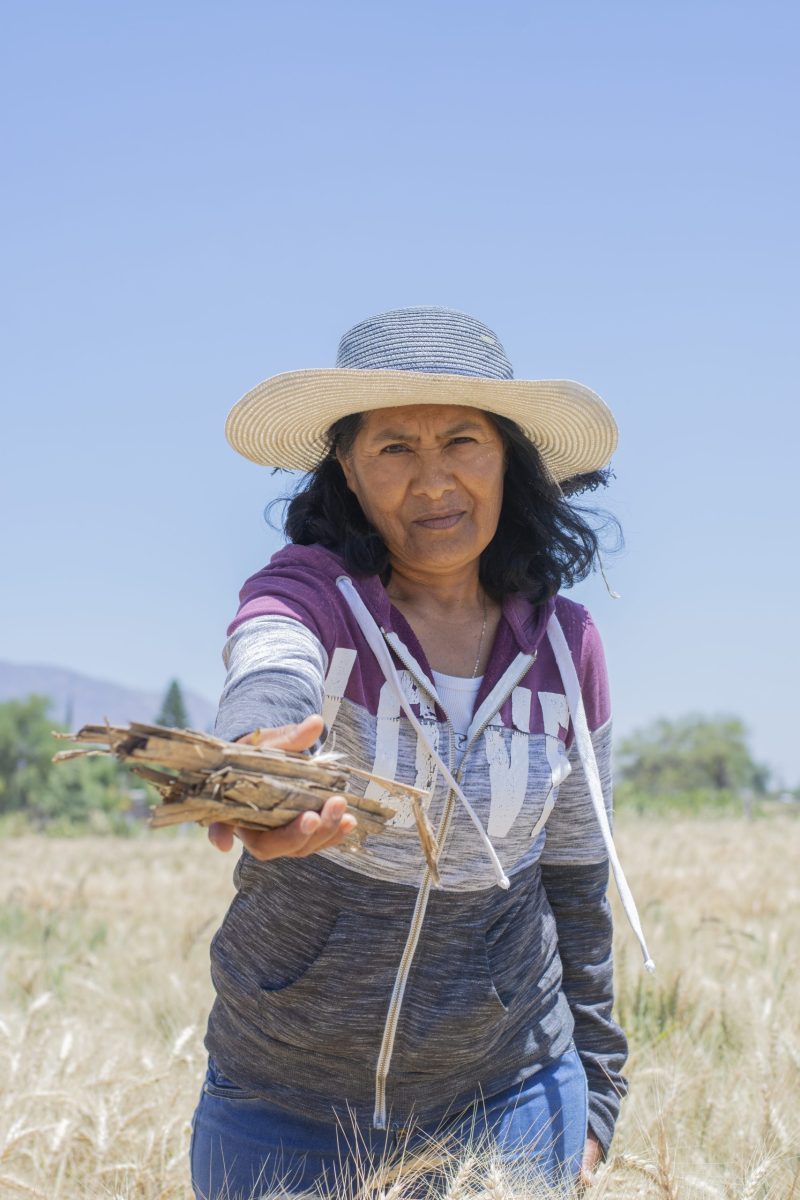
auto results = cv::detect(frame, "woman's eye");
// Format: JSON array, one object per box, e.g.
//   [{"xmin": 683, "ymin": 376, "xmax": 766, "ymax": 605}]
[{"xmin": 378, "ymin": 437, "xmax": 475, "ymax": 454}]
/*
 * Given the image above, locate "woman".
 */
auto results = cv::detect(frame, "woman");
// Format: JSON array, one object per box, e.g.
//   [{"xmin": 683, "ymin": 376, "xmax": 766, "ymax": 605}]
[{"xmin": 190, "ymin": 306, "xmax": 651, "ymax": 1199}]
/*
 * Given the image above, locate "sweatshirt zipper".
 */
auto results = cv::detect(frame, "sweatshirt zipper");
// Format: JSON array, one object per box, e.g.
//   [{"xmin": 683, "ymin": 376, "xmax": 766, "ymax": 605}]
[{"xmin": 372, "ymin": 634, "xmax": 535, "ymax": 1128}]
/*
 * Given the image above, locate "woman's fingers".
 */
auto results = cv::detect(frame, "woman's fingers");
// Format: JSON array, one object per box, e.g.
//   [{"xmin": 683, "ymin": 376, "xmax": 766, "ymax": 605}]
[
  {"xmin": 236, "ymin": 715, "xmax": 325, "ymax": 753},
  {"xmin": 207, "ymin": 718, "xmax": 352, "ymax": 859},
  {"xmin": 207, "ymin": 822, "xmax": 235, "ymax": 852},
  {"xmin": 578, "ymin": 1133, "xmax": 602, "ymax": 1190},
  {"xmin": 228, "ymin": 797, "xmax": 358, "ymax": 862},
  {"xmin": 287, "ymin": 797, "xmax": 358, "ymax": 856}
]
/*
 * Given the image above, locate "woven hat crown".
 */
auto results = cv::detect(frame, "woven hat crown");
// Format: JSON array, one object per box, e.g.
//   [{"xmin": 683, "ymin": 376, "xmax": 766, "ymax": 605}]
[{"xmin": 335, "ymin": 306, "xmax": 514, "ymax": 381}]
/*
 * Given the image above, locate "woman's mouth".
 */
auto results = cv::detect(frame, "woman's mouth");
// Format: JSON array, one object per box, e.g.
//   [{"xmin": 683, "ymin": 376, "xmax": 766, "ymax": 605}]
[{"xmin": 414, "ymin": 512, "xmax": 464, "ymax": 530}]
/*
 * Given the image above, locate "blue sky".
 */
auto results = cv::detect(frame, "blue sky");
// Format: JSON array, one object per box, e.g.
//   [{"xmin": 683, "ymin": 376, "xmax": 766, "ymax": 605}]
[{"xmin": 2, "ymin": 2, "xmax": 798, "ymax": 783}]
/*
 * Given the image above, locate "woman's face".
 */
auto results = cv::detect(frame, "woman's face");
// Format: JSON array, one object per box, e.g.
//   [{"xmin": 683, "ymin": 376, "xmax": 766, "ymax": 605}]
[{"xmin": 337, "ymin": 404, "xmax": 505, "ymax": 580}]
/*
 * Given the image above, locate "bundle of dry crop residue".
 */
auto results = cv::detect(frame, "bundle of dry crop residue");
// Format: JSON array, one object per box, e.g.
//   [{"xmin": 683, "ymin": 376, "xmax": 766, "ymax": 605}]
[{"xmin": 52, "ymin": 722, "xmax": 440, "ymax": 879}]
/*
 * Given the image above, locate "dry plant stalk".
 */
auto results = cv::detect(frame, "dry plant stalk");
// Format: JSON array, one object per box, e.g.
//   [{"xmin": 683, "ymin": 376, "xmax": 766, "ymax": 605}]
[{"xmin": 52, "ymin": 721, "xmax": 441, "ymax": 879}]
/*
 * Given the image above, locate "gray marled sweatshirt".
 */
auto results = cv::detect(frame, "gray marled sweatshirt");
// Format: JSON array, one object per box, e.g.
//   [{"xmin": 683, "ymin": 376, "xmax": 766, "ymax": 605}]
[{"xmin": 204, "ymin": 544, "xmax": 628, "ymax": 1155}]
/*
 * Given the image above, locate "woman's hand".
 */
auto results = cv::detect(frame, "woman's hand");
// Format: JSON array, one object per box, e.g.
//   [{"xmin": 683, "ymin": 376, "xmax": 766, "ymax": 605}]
[
  {"xmin": 578, "ymin": 1132, "xmax": 604, "ymax": 1188},
  {"xmin": 207, "ymin": 715, "xmax": 358, "ymax": 860}
]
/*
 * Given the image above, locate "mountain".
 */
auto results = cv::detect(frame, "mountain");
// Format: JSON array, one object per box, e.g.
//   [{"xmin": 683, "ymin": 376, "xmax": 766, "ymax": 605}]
[{"xmin": 0, "ymin": 660, "xmax": 218, "ymax": 732}]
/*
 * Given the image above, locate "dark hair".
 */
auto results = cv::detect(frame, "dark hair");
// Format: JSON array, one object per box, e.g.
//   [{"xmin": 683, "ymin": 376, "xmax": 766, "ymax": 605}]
[{"xmin": 279, "ymin": 411, "xmax": 621, "ymax": 604}]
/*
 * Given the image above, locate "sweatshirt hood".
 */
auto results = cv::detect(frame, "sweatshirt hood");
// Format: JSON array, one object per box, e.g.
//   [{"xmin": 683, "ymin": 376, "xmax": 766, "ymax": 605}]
[{"xmin": 243, "ymin": 542, "xmax": 556, "ymax": 655}]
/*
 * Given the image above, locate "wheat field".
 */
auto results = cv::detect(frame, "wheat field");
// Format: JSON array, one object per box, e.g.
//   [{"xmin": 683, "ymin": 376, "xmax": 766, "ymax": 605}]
[{"xmin": 1, "ymin": 815, "xmax": 798, "ymax": 1200}]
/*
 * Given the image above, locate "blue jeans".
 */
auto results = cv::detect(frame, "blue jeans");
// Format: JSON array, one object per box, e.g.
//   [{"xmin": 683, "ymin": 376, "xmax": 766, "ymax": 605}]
[{"xmin": 190, "ymin": 1046, "xmax": 588, "ymax": 1198}]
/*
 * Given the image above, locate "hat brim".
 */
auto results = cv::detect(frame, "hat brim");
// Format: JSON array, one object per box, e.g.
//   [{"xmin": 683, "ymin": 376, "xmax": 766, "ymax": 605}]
[{"xmin": 225, "ymin": 368, "xmax": 618, "ymax": 481}]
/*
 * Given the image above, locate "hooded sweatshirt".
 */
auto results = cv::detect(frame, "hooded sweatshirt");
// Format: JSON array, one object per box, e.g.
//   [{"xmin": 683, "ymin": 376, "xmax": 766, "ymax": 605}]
[{"xmin": 204, "ymin": 543, "xmax": 628, "ymax": 1156}]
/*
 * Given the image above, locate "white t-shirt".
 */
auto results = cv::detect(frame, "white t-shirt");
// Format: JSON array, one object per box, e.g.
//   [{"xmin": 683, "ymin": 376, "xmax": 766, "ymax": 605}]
[{"xmin": 432, "ymin": 670, "xmax": 484, "ymax": 749}]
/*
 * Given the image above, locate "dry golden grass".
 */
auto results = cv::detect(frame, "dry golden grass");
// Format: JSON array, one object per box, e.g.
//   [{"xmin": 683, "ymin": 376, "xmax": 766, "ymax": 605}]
[{"xmin": 0, "ymin": 814, "xmax": 798, "ymax": 1199}]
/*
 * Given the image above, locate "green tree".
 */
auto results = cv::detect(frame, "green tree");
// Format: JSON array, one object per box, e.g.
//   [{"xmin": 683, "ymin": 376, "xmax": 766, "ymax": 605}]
[
  {"xmin": 0, "ymin": 695, "xmax": 60, "ymax": 813},
  {"xmin": 616, "ymin": 713, "xmax": 770, "ymax": 812},
  {"xmin": 0, "ymin": 695, "xmax": 144, "ymax": 831},
  {"xmin": 155, "ymin": 679, "xmax": 189, "ymax": 729},
  {"xmin": 35, "ymin": 753, "xmax": 131, "ymax": 833}
]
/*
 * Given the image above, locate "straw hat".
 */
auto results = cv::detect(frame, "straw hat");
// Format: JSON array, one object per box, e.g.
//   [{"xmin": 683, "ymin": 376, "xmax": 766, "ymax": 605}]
[{"xmin": 225, "ymin": 306, "xmax": 618, "ymax": 482}]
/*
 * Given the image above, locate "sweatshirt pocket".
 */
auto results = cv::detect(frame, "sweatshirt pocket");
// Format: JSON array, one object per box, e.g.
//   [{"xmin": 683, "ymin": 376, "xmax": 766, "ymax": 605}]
[
  {"xmin": 255, "ymin": 909, "xmax": 391, "ymax": 1058},
  {"xmin": 485, "ymin": 877, "xmax": 560, "ymax": 1012},
  {"xmin": 209, "ymin": 876, "xmax": 341, "ymax": 1010}
]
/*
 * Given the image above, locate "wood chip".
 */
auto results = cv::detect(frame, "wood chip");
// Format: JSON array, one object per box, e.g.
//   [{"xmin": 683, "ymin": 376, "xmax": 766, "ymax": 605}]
[{"xmin": 52, "ymin": 722, "xmax": 440, "ymax": 874}]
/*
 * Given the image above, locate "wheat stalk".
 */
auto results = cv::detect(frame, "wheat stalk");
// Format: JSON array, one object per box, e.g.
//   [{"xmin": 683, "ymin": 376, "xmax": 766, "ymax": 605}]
[
  {"xmin": 3, "ymin": 815, "xmax": 800, "ymax": 1199},
  {"xmin": 739, "ymin": 1155, "xmax": 777, "ymax": 1200}
]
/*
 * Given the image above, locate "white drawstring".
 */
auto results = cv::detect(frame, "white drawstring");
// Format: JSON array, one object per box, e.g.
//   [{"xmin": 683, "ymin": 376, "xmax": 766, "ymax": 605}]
[
  {"xmin": 547, "ymin": 614, "xmax": 655, "ymax": 972},
  {"xmin": 336, "ymin": 572, "xmax": 654, "ymax": 971},
  {"xmin": 336, "ymin": 576, "xmax": 510, "ymax": 889},
  {"xmin": 597, "ymin": 550, "xmax": 621, "ymax": 600}
]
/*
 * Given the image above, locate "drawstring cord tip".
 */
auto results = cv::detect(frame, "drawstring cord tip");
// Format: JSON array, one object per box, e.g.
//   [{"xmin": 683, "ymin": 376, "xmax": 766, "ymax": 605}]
[
  {"xmin": 644, "ymin": 957, "xmax": 656, "ymax": 974},
  {"xmin": 598, "ymin": 551, "xmax": 621, "ymax": 600}
]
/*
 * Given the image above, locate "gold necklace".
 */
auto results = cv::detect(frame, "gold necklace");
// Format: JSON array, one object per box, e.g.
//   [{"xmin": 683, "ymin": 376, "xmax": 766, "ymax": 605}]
[{"xmin": 471, "ymin": 594, "xmax": 488, "ymax": 679}]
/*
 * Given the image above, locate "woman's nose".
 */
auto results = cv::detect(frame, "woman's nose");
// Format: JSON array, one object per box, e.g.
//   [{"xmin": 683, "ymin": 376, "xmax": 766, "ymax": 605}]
[{"xmin": 410, "ymin": 449, "xmax": 456, "ymax": 498}]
